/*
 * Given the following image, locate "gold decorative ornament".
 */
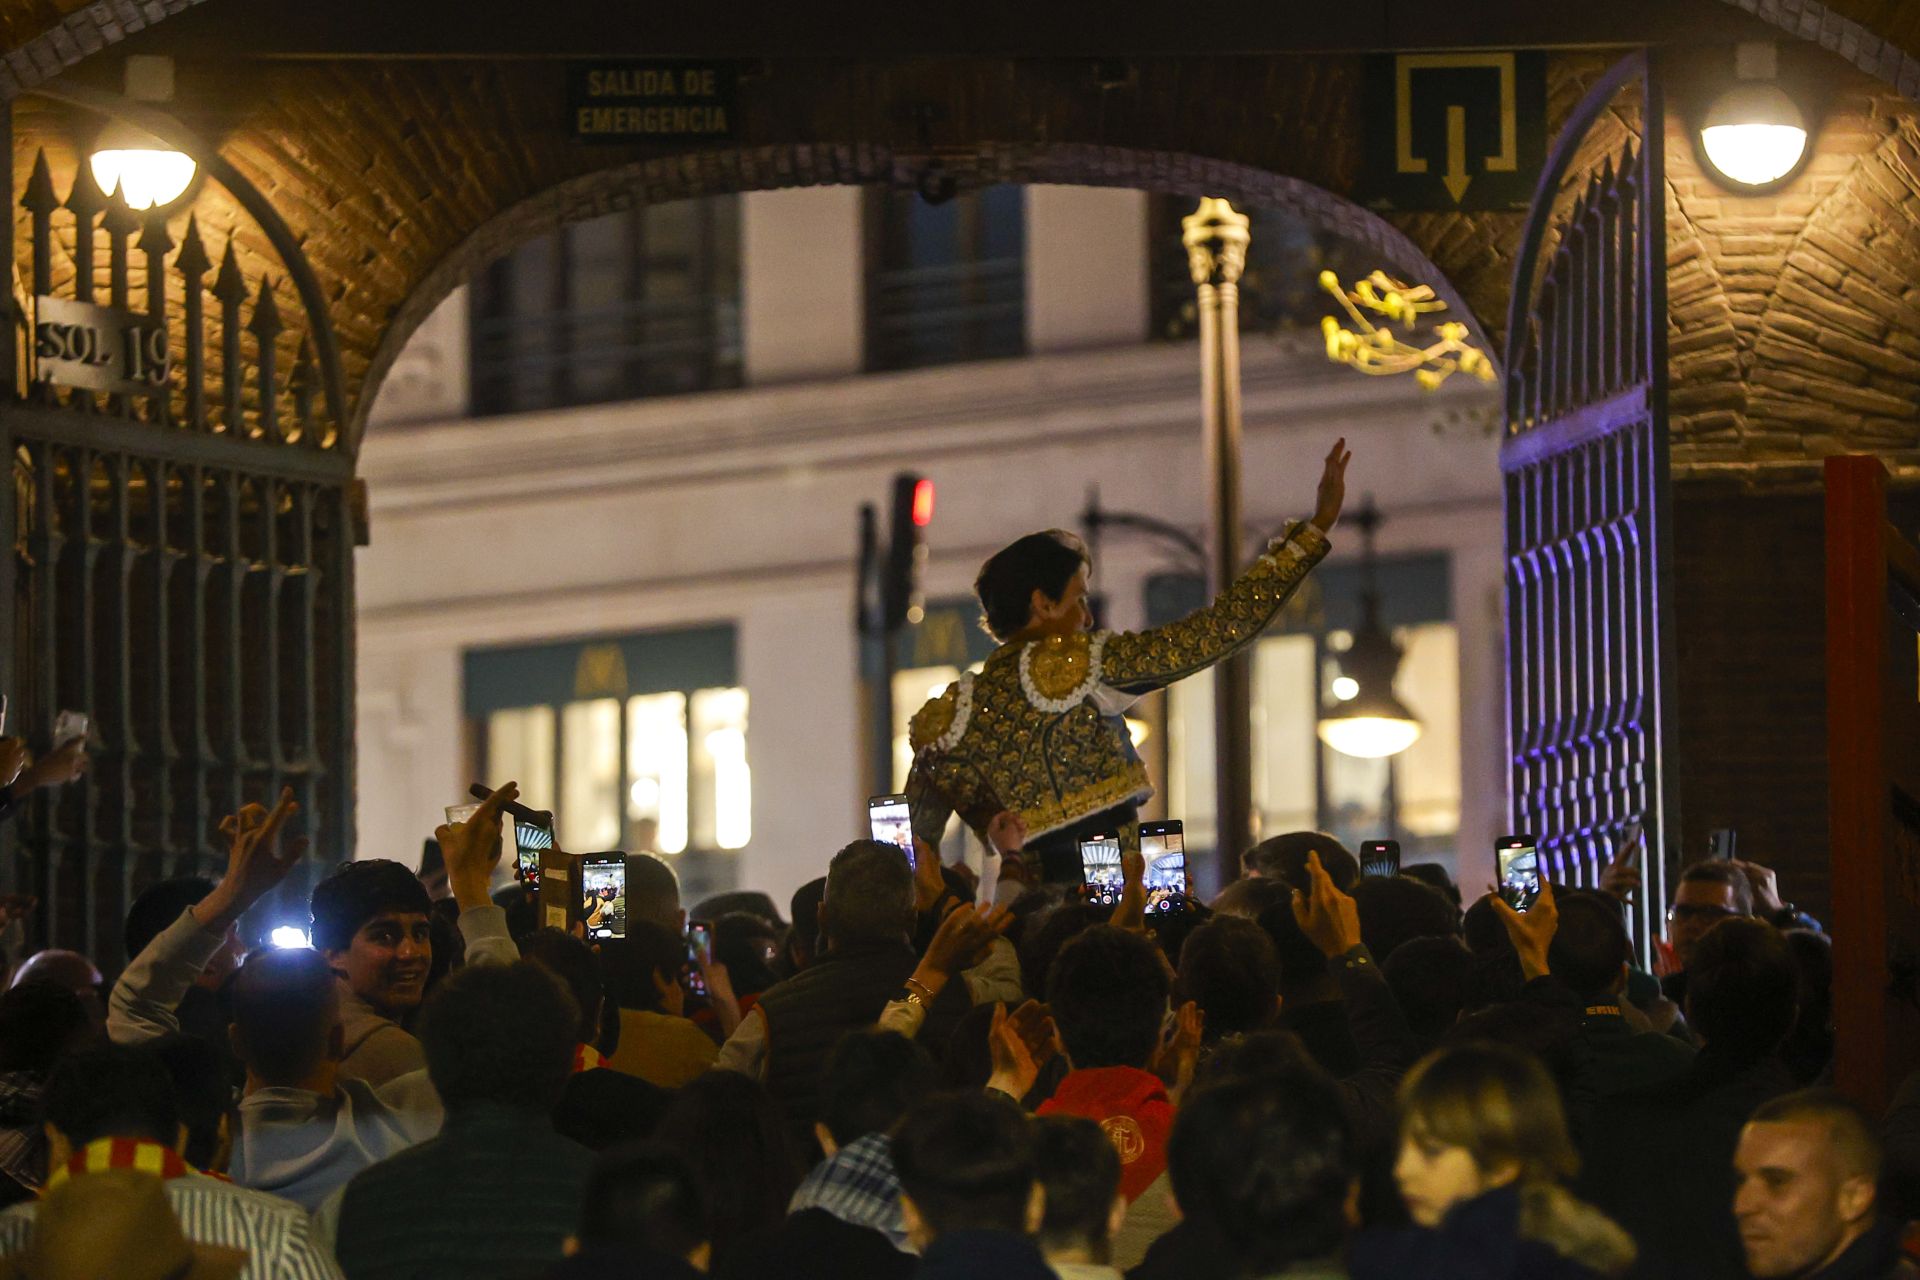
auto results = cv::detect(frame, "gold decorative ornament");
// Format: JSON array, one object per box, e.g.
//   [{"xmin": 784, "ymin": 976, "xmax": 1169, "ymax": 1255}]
[{"xmin": 1318, "ymin": 269, "xmax": 1497, "ymax": 390}]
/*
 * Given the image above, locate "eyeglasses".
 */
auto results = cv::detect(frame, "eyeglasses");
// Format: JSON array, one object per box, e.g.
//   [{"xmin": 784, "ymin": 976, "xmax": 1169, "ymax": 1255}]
[{"xmin": 1667, "ymin": 903, "xmax": 1739, "ymax": 924}]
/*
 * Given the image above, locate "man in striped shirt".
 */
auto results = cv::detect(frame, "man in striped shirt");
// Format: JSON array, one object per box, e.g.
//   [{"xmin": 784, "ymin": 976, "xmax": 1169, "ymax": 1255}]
[{"xmin": 0, "ymin": 1043, "xmax": 342, "ymax": 1280}]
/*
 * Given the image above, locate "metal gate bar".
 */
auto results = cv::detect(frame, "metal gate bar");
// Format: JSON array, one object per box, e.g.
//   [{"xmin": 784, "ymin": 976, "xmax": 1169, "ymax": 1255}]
[
  {"xmin": 5, "ymin": 128, "xmax": 355, "ymax": 970},
  {"xmin": 1502, "ymin": 51, "xmax": 1676, "ymax": 960}
]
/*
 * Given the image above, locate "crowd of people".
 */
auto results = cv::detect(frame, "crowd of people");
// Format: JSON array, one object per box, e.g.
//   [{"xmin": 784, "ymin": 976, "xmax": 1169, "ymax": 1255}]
[
  {"xmin": 0, "ymin": 765, "xmax": 1902, "ymax": 1280},
  {"xmin": 0, "ymin": 445, "xmax": 1906, "ymax": 1279}
]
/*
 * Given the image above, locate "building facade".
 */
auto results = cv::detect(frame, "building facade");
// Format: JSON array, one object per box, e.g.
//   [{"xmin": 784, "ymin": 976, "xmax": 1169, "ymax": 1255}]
[{"xmin": 354, "ymin": 183, "xmax": 1504, "ymax": 907}]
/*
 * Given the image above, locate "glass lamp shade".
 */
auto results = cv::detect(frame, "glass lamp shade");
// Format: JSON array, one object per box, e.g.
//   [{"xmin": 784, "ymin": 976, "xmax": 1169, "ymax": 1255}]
[
  {"xmin": 1318, "ymin": 622, "xmax": 1423, "ymax": 759},
  {"xmin": 90, "ymin": 122, "xmax": 196, "ymax": 211},
  {"xmin": 1317, "ymin": 709, "xmax": 1424, "ymax": 760},
  {"xmin": 1700, "ymin": 83, "xmax": 1808, "ymax": 187}
]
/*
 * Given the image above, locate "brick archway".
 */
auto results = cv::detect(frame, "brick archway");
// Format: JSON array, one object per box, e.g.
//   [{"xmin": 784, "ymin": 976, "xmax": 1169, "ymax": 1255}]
[{"xmin": 353, "ymin": 139, "xmax": 1486, "ymax": 449}]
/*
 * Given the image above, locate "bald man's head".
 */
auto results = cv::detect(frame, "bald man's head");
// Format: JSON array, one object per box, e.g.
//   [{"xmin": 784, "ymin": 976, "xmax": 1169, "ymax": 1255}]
[{"xmin": 230, "ymin": 948, "xmax": 341, "ymax": 1088}]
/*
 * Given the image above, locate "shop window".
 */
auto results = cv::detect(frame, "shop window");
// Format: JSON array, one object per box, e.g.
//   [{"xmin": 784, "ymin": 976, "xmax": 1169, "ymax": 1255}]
[
  {"xmin": 1163, "ymin": 554, "xmax": 1461, "ymax": 869},
  {"xmin": 465, "ymin": 627, "xmax": 746, "ymax": 857}
]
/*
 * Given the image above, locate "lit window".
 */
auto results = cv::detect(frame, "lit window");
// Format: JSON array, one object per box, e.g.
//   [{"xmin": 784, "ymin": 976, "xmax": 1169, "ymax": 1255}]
[
  {"xmin": 692, "ymin": 688, "xmax": 751, "ymax": 851},
  {"xmin": 627, "ymin": 693, "xmax": 690, "ymax": 854},
  {"xmin": 1167, "ymin": 619, "xmax": 1462, "ymax": 865},
  {"xmin": 561, "ymin": 699, "xmax": 622, "ymax": 851},
  {"xmin": 486, "ymin": 706, "xmax": 555, "ymax": 812},
  {"xmin": 471, "ymin": 628, "xmax": 745, "ymax": 859}
]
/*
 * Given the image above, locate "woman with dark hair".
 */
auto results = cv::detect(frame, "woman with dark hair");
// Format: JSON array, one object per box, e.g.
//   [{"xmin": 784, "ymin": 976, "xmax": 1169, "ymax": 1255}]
[
  {"xmin": 1352, "ymin": 1042, "xmax": 1634, "ymax": 1280},
  {"xmin": 653, "ymin": 1071, "xmax": 801, "ymax": 1276}
]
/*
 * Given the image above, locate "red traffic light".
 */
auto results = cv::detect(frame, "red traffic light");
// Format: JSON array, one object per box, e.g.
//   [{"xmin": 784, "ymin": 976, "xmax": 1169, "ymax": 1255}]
[{"xmin": 911, "ymin": 478, "xmax": 935, "ymax": 527}]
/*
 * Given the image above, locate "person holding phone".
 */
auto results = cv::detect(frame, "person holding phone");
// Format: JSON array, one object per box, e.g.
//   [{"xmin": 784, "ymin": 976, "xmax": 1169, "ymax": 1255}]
[
  {"xmin": 906, "ymin": 441, "xmax": 1351, "ymax": 883},
  {"xmin": 0, "ymin": 717, "xmax": 90, "ymax": 829}
]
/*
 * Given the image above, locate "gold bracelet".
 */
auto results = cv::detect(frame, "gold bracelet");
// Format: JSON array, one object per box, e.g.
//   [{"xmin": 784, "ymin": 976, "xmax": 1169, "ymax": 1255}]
[{"xmin": 904, "ymin": 977, "xmax": 936, "ymax": 1003}]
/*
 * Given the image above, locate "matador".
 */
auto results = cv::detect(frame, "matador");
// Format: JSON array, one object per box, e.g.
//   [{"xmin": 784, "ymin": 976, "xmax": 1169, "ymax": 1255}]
[{"xmin": 906, "ymin": 439, "xmax": 1353, "ymax": 882}]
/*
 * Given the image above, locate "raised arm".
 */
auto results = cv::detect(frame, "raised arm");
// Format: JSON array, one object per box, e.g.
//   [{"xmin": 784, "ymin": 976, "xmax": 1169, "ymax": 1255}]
[
  {"xmin": 432, "ymin": 782, "xmax": 522, "ymax": 967},
  {"xmin": 1100, "ymin": 440, "xmax": 1350, "ymax": 693},
  {"xmin": 111, "ymin": 789, "xmax": 309, "ymax": 1043}
]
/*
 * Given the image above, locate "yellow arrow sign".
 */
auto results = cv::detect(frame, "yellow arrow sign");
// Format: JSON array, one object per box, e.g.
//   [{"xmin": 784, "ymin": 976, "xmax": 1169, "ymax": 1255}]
[
  {"xmin": 1394, "ymin": 53, "xmax": 1519, "ymax": 207},
  {"xmin": 1444, "ymin": 105, "xmax": 1471, "ymax": 203}
]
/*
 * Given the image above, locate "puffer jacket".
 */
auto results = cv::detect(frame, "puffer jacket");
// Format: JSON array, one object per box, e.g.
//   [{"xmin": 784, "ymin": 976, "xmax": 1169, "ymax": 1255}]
[{"xmin": 1351, "ymin": 1181, "xmax": 1636, "ymax": 1280}]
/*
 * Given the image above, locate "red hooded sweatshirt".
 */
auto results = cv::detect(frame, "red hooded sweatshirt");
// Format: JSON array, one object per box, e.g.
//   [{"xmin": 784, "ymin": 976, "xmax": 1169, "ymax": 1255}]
[{"xmin": 1037, "ymin": 1066, "xmax": 1175, "ymax": 1203}]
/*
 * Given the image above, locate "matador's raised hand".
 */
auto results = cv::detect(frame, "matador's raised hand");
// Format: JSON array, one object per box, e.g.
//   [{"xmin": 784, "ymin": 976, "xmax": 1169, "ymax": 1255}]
[{"xmin": 1311, "ymin": 438, "xmax": 1354, "ymax": 533}]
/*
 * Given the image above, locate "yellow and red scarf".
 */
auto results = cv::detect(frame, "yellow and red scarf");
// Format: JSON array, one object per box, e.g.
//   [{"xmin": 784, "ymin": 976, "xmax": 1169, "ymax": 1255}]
[
  {"xmin": 572, "ymin": 1044, "xmax": 607, "ymax": 1074},
  {"xmin": 47, "ymin": 1138, "xmax": 195, "ymax": 1189}
]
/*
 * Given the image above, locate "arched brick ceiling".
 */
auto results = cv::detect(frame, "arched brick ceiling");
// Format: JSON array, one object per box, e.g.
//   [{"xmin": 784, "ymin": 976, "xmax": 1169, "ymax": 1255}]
[
  {"xmin": 5, "ymin": 0, "xmax": 1920, "ymax": 466},
  {"xmin": 10, "ymin": 49, "xmax": 1619, "ymax": 446}
]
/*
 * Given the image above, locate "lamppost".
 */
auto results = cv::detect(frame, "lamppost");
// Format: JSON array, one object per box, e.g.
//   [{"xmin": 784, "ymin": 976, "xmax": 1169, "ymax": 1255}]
[{"xmin": 1183, "ymin": 198, "xmax": 1256, "ymax": 881}]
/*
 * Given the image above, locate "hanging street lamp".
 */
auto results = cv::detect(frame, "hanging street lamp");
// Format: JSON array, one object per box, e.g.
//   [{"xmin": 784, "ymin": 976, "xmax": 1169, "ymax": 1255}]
[{"xmin": 1317, "ymin": 500, "xmax": 1423, "ymax": 760}]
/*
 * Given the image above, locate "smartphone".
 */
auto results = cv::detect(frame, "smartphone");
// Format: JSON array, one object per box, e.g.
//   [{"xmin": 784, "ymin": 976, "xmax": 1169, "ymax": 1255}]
[
  {"xmin": 684, "ymin": 920, "xmax": 713, "ymax": 999},
  {"xmin": 1360, "ymin": 839, "xmax": 1402, "ymax": 879},
  {"xmin": 1615, "ymin": 819, "xmax": 1645, "ymax": 870},
  {"xmin": 513, "ymin": 813, "xmax": 553, "ymax": 891},
  {"xmin": 1709, "ymin": 828, "xmax": 1738, "ymax": 861},
  {"xmin": 468, "ymin": 781, "xmax": 553, "ymax": 828},
  {"xmin": 51, "ymin": 710, "xmax": 88, "ymax": 746},
  {"xmin": 868, "ymin": 794, "xmax": 914, "ymax": 863},
  {"xmin": 579, "ymin": 854, "xmax": 627, "ymax": 941},
  {"xmin": 1496, "ymin": 835, "xmax": 1542, "ymax": 913},
  {"xmin": 1079, "ymin": 833, "xmax": 1124, "ymax": 908},
  {"xmin": 1140, "ymin": 820, "xmax": 1187, "ymax": 913}
]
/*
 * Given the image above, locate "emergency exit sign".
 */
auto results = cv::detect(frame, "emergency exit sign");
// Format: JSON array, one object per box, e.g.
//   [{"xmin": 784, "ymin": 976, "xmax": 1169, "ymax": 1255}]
[{"xmin": 568, "ymin": 63, "xmax": 737, "ymax": 142}]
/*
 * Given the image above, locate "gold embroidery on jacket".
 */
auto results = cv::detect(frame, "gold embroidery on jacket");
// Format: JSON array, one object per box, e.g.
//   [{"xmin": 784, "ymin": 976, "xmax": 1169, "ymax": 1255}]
[{"xmin": 905, "ymin": 524, "xmax": 1330, "ymax": 844}]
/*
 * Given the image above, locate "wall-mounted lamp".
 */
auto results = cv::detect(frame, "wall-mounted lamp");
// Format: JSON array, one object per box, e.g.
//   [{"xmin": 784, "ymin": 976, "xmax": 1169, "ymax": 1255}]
[
  {"xmin": 87, "ymin": 56, "xmax": 197, "ymax": 211},
  {"xmin": 1699, "ymin": 43, "xmax": 1809, "ymax": 191}
]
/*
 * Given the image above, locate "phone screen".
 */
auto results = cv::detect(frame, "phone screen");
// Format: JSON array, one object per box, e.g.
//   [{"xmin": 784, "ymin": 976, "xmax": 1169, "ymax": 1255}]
[
  {"xmin": 684, "ymin": 921, "xmax": 712, "ymax": 999},
  {"xmin": 514, "ymin": 815, "xmax": 553, "ymax": 890},
  {"xmin": 580, "ymin": 855, "xmax": 626, "ymax": 940},
  {"xmin": 1140, "ymin": 822, "xmax": 1186, "ymax": 913},
  {"xmin": 1080, "ymin": 834, "xmax": 1124, "ymax": 908},
  {"xmin": 1497, "ymin": 837, "xmax": 1541, "ymax": 913},
  {"xmin": 1360, "ymin": 840, "xmax": 1401, "ymax": 879},
  {"xmin": 1709, "ymin": 828, "xmax": 1738, "ymax": 861},
  {"xmin": 868, "ymin": 794, "xmax": 914, "ymax": 862}
]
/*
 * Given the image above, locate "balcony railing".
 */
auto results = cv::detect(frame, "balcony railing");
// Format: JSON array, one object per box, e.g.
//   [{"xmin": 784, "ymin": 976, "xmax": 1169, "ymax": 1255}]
[
  {"xmin": 471, "ymin": 292, "xmax": 743, "ymax": 416},
  {"xmin": 868, "ymin": 257, "xmax": 1025, "ymax": 372}
]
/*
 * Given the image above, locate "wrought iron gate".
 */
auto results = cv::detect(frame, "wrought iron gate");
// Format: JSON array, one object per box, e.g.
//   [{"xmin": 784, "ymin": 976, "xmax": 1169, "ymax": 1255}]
[
  {"xmin": 3, "ymin": 96, "xmax": 355, "ymax": 970},
  {"xmin": 1502, "ymin": 51, "xmax": 1676, "ymax": 958}
]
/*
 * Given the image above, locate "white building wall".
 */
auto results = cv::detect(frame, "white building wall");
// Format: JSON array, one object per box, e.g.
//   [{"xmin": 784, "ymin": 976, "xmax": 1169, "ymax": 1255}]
[
  {"xmin": 364, "ymin": 286, "xmax": 470, "ymax": 428},
  {"xmin": 1025, "ymin": 185, "xmax": 1149, "ymax": 352},
  {"xmin": 742, "ymin": 186, "xmax": 866, "ymax": 383}
]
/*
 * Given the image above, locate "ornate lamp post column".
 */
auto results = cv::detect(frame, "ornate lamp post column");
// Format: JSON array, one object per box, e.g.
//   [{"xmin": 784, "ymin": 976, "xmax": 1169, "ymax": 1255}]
[{"xmin": 1183, "ymin": 197, "xmax": 1255, "ymax": 883}]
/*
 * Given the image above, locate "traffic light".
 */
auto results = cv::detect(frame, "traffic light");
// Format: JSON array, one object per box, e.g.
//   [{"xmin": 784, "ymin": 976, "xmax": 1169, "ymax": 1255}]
[{"xmin": 880, "ymin": 472, "xmax": 932, "ymax": 631}]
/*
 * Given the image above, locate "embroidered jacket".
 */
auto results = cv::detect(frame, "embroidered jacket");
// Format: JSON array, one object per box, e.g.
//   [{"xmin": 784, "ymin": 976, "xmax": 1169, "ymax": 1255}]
[{"xmin": 906, "ymin": 521, "xmax": 1330, "ymax": 845}]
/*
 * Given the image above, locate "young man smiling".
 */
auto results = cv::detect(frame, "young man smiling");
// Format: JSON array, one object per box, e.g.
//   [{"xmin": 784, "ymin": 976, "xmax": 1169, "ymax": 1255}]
[{"xmin": 310, "ymin": 784, "xmax": 524, "ymax": 1087}]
